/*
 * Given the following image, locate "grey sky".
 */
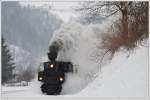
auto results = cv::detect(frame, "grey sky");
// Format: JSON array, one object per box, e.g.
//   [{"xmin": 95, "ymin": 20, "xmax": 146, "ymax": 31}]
[{"xmin": 20, "ymin": 1, "xmax": 80, "ymax": 22}]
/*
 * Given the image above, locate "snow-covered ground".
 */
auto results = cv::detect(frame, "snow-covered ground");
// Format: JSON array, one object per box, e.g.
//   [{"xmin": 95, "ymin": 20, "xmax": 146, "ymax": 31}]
[
  {"xmin": 1, "ymin": 2, "xmax": 149, "ymax": 99},
  {"xmin": 2, "ymin": 45, "xmax": 148, "ymax": 99}
]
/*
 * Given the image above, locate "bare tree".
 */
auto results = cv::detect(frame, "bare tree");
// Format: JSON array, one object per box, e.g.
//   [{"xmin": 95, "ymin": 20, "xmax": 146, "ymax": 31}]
[
  {"xmin": 76, "ymin": 1, "xmax": 148, "ymax": 69},
  {"xmin": 77, "ymin": 1, "xmax": 148, "ymax": 52}
]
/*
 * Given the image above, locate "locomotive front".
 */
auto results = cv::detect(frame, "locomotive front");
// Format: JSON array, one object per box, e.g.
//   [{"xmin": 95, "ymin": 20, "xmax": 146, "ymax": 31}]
[{"xmin": 38, "ymin": 42, "xmax": 73, "ymax": 95}]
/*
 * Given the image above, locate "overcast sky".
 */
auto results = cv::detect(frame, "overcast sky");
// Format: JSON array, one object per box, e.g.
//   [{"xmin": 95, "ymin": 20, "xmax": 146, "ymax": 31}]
[{"xmin": 20, "ymin": 1, "xmax": 80, "ymax": 22}]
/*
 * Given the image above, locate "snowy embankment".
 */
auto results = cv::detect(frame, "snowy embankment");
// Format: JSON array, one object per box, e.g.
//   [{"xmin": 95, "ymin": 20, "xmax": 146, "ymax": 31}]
[
  {"xmin": 76, "ymin": 45, "xmax": 148, "ymax": 98},
  {"xmin": 2, "ymin": 45, "xmax": 148, "ymax": 99}
]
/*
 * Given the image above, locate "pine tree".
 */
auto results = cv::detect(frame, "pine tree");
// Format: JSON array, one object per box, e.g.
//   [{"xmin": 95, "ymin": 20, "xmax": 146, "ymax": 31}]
[{"xmin": 2, "ymin": 37, "xmax": 15, "ymax": 84}]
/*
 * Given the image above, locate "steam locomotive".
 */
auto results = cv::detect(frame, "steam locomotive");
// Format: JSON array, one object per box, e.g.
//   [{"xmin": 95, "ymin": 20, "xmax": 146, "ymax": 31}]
[{"xmin": 38, "ymin": 42, "xmax": 73, "ymax": 95}]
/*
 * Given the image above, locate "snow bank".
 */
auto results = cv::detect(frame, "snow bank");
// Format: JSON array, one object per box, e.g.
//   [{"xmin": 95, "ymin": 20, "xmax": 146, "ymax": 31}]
[{"xmin": 76, "ymin": 45, "xmax": 148, "ymax": 98}]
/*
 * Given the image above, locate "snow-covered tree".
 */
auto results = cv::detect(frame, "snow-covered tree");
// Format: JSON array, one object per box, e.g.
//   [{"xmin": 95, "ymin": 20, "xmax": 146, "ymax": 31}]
[
  {"xmin": 77, "ymin": 13, "xmax": 105, "ymax": 24},
  {"xmin": 16, "ymin": 65, "xmax": 35, "ymax": 82},
  {"xmin": 2, "ymin": 37, "xmax": 15, "ymax": 84}
]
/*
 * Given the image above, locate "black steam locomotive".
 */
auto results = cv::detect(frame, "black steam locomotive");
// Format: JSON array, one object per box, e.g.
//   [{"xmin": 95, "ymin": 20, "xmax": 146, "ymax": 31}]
[{"xmin": 38, "ymin": 43, "xmax": 73, "ymax": 95}]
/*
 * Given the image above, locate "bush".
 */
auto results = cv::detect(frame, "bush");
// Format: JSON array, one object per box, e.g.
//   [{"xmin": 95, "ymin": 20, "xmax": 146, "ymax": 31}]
[{"xmin": 101, "ymin": 15, "xmax": 148, "ymax": 57}]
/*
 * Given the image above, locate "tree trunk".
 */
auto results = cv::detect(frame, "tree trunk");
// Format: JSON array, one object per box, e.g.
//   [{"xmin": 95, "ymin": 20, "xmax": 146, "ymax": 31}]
[{"xmin": 122, "ymin": 5, "xmax": 128, "ymax": 38}]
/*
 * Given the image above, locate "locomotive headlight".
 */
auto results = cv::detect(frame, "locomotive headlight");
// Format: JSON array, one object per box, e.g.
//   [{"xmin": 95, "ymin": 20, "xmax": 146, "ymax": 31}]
[
  {"xmin": 59, "ymin": 77, "xmax": 63, "ymax": 81},
  {"xmin": 39, "ymin": 77, "xmax": 43, "ymax": 80},
  {"xmin": 50, "ymin": 64, "xmax": 54, "ymax": 68}
]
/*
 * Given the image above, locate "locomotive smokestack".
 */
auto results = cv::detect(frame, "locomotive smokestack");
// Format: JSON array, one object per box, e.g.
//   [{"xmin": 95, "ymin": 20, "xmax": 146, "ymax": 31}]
[{"xmin": 48, "ymin": 40, "xmax": 63, "ymax": 61}]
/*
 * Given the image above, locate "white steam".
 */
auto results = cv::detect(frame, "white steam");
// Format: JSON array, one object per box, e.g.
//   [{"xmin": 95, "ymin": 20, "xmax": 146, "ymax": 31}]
[{"xmin": 49, "ymin": 18, "xmax": 115, "ymax": 94}]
